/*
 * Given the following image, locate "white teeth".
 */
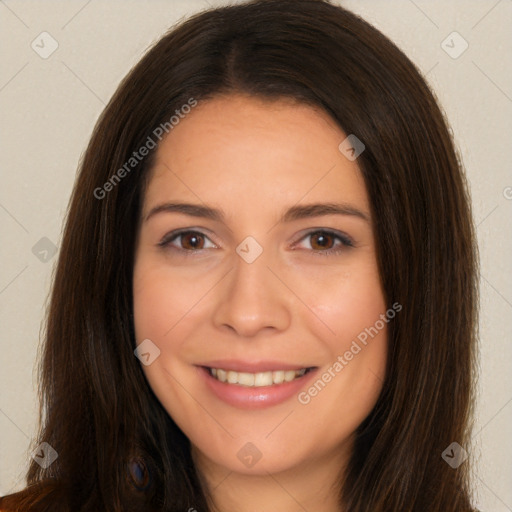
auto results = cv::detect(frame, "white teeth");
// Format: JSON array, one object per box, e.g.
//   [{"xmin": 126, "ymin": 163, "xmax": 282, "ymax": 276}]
[
  {"xmin": 208, "ymin": 367, "xmax": 309, "ymax": 387},
  {"xmin": 238, "ymin": 372, "xmax": 255, "ymax": 386},
  {"xmin": 227, "ymin": 371, "xmax": 238, "ymax": 384},
  {"xmin": 254, "ymin": 371, "xmax": 273, "ymax": 386},
  {"xmin": 272, "ymin": 370, "xmax": 285, "ymax": 384},
  {"xmin": 284, "ymin": 370, "xmax": 296, "ymax": 382}
]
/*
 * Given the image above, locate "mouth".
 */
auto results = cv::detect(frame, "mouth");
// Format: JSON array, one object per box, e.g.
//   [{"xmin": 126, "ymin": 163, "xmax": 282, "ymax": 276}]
[
  {"xmin": 196, "ymin": 360, "xmax": 320, "ymax": 408},
  {"xmin": 205, "ymin": 366, "xmax": 316, "ymax": 387}
]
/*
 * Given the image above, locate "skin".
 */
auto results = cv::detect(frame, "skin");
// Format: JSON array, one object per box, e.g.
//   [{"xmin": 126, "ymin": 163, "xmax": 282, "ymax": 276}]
[{"xmin": 133, "ymin": 94, "xmax": 388, "ymax": 511}]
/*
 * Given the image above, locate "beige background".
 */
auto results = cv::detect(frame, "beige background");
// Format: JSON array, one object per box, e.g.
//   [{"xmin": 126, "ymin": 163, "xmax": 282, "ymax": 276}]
[{"xmin": 0, "ymin": 0, "xmax": 511, "ymax": 509}]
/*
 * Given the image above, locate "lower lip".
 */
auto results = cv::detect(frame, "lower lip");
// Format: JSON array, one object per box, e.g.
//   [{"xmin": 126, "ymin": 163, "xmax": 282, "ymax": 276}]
[{"xmin": 197, "ymin": 366, "xmax": 318, "ymax": 409}]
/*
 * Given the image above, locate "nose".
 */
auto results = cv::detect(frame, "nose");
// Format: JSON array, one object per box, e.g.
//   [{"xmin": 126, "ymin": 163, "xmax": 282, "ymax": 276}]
[{"xmin": 211, "ymin": 249, "xmax": 292, "ymax": 338}]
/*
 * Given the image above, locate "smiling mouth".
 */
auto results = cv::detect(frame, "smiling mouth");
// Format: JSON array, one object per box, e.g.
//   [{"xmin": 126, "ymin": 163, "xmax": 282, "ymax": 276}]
[{"xmin": 205, "ymin": 367, "xmax": 316, "ymax": 387}]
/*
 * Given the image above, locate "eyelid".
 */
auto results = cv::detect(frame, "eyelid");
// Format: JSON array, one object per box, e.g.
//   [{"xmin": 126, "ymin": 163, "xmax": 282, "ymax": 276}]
[
  {"xmin": 157, "ymin": 228, "xmax": 218, "ymax": 251},
  {"xmin": 291, "ymin": 228, "xmax": 355, "ymax": 253}
]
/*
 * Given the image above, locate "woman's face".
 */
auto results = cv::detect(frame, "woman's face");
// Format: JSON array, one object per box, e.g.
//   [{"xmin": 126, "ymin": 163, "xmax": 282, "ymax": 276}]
[{"xmin": 133, "ymin": 94, "xmax": 388, "ymax": 477}]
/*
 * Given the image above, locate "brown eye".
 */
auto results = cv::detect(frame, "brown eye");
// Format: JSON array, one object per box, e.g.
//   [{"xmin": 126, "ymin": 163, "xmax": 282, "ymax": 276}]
[
  {"xmin": 293, "ymin": 229, "xmax": 354, "ymax": 256},
  {"xmin": 181, "ymin": 232, "xmax": 205, "ymax": 250},
  {"xmin": 309, "ymin": 232, "xmax": 336, "ymax": 250},
  {"xmin": 158, "ymin": 230, "xmax": 216, "ymax": 253}
]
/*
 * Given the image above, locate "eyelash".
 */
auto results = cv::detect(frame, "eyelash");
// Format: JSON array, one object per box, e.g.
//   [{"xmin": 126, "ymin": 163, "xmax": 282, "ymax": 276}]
[{"xmin": 157, "ymin": 229, "xmax": 354, "ymax": 257}]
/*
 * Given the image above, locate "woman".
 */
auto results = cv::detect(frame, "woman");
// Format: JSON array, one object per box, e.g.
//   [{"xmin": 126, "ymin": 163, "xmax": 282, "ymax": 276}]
[{"xmin": 0, "ymin": 0, "xmax": 479, "ymax": 510}]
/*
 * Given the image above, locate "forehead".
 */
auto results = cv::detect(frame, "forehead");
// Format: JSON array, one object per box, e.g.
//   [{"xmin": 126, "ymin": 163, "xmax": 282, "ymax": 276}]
[{"xmin": 143, "ymin": 95, "xmax": 369, "ymax": 216}]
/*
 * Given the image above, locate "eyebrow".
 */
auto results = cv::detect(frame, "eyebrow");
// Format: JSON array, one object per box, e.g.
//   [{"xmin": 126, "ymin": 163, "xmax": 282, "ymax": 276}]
[{"xmin": 144, "ymin": 201, "xmax": 370, "ymax": 224}]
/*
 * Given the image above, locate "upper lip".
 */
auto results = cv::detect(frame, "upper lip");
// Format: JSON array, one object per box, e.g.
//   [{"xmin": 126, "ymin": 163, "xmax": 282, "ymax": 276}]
[{"xmin": 198, "ymin": 360, "xmax": 316, "ymax": 373}]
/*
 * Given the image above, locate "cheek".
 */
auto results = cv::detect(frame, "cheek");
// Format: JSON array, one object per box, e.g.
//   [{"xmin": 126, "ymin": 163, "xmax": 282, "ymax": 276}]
[
  {"xmin": 132, "ymin": 263, "xmax": 191, "ymax": 404},
  {"xmin": 132, "ymin": 262, "xmax": 203, "ymax": 420},
  {"xmin": 133, "ymin": 279, "xmax": 176, "ymax": 338},
  {"xmin": 299, "ymin": 261, "xmax": 387, "ymax": 348},
  {"xmin": 132, "ymin": 260, "xmax": 218, "ymax": 403},
  {"xmin": 297, "ymin": 263, "xmax": 388, "ymax": 409},
  {"xmin": 132, "ymin": 261, "xmax": 208, "ymax": 343}
]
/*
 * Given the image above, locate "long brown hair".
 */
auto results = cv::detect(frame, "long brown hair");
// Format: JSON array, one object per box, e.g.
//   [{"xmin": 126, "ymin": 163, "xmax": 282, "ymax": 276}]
[{"xmin": 1, "ymin": 0, "xmax": 478, "ymax": 510}]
